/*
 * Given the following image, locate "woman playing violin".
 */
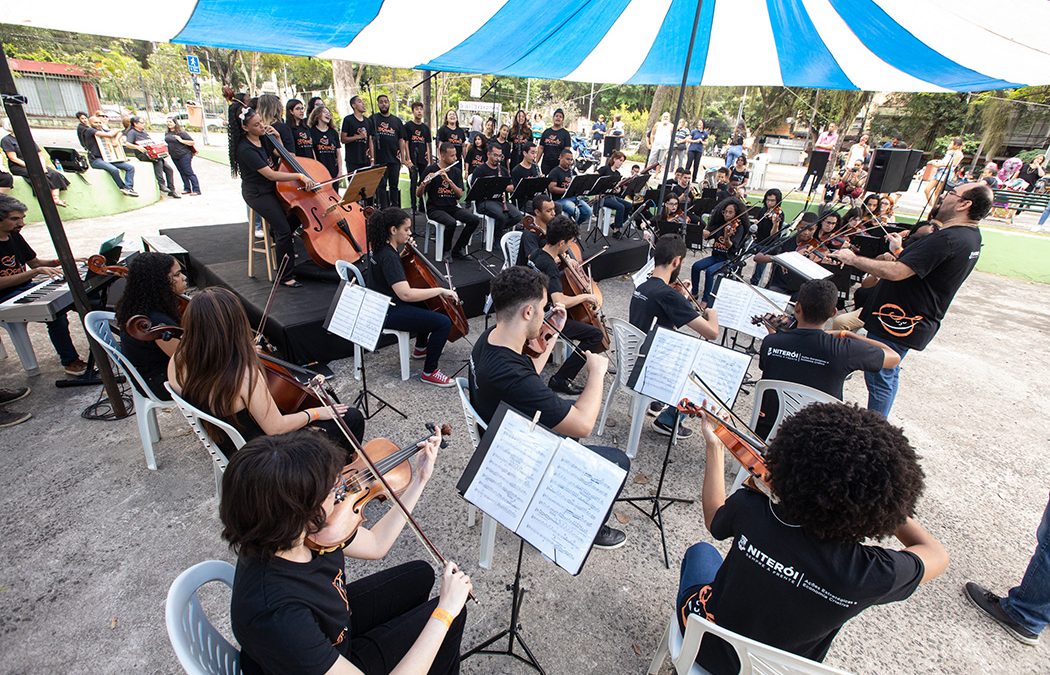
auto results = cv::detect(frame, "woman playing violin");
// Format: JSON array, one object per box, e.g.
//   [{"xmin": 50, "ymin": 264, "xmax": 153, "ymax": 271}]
[
  {"xmin": 658, "ymin": 194, "xmax": 689, "ymax": 226},
  {"xmin": 222, "ymin": 431, "xmax": 472, "ymax": 675},
  {"xmin": 813, "ymin": 209, "xmax": 847, "ymax": 251},
  {"xmin": 750, "ymin": 188, "xmax": 783, "ymax": 285},
  {"xmin": 231, "ymin": 106, "xmax": 319, "ymax": 287},
  {"xmin": 115, "ymin": 252, "xmax": 185, "ymax": 400},
  {"xmin": 691, "ymin": 197, "xmax": 749, "ymax": 307},
  {"xmin": 366, "ymin": 208, "xmax": 459, "ymax": 388},
  {"xmin": 167, "ymin": 287, "xmax": 364, "ymax": 456}
]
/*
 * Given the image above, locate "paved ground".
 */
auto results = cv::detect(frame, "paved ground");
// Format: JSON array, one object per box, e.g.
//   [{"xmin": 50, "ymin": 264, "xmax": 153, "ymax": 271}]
[{"xmin": 2, "ymin": 133, "xmax": 1049, "ymax": 674}]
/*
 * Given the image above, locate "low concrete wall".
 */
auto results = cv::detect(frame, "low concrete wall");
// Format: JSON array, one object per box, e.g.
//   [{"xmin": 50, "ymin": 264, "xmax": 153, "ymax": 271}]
[{"xmin": 9, "ymin": 162, "xmax": 161, "ymax": 224}]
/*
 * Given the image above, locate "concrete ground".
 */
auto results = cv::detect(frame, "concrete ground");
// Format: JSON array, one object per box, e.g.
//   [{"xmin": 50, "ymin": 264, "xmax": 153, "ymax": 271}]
[{"xmin": 1, "ymin": 132, "xmax": 1048, "ymax": 674}]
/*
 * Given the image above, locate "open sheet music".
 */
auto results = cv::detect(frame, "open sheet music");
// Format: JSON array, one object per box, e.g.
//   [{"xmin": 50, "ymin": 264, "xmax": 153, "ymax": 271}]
[
  {"xmin": 771, "ymin": 251, "xmax": 834, "ymax": 280},
  {"xmin": 322, "ymin": 280, "xmax": 390, "ymax": 351},
  {"xmin": 713, "ymin": 278, "xmax": 792, "ymax": 339},
  {"xmin": 631, "ymin": 257, "xmax": 655, "ymax": 288},
  {"xmin": 627, "ymin": 326, "xmax": 752, "ymax": 409},
  {"xmin": 457, "ymin": 405, "xmax": 628, "ymax": 575}
]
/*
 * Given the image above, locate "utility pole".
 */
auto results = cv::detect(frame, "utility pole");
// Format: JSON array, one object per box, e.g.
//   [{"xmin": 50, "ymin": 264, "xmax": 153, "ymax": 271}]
[
  {"xmin": 525, "ymin": 78, "xmax": 531, "ymax": 113},
  {"xmin": 588, "ymin": 82, "xmax": 595, "ymax": 120}
]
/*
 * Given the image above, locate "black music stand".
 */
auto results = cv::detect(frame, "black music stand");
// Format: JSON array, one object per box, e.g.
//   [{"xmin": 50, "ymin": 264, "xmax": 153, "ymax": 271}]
[
  {"xmin": 511, "ymin": 175, "xmax": 550, "ymax": 210},
  {"xmin": 464, "ymin": 175, "xmax": 512, "ymax": 262},
  {"xmin": 584, "ymin": 174, "xmax": 621, "ymax": 245}
]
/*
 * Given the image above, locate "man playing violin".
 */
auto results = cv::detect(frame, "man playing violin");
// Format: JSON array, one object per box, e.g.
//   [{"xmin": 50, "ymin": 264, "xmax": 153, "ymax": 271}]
[
  {"xmin": 469, "ymin": 265, "xmax": 628, "ymax": 549},
  {"xmin": 677, "ymin": 403, "xmax": 947, "ymax": 673},
  {"xmin": 223, "ymin": 431, "xmax": 473, "ymax": 675},
  {"xmin": 528, "ymin": 216, "xmax": 606, "ymax": 396},
  {"xmin": 630, "ymin": 234, "xmax": 719, "ymax": 439},
  {"xmin": 829, "ymin": 182, "xmax": 992, "ymax": 417},
  {"xmin": 516, "ymin": 194, "xmax": 555, "ymax": 266}
]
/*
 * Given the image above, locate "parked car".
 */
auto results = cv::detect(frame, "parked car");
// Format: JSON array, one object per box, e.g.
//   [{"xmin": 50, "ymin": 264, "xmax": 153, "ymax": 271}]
[{"xmin": 168, "ymin": 111, "xmax": 227, "ymax": 131}]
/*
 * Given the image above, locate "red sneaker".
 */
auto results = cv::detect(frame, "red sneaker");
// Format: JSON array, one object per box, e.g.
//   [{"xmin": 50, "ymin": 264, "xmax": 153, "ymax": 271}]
[
  {"xmin": 411, "ymin": 347, "xmax": 427, "ymax": 360},
  {"xmin": 420, "ymin": 369, "xmax": 454, "ymax": 387}
]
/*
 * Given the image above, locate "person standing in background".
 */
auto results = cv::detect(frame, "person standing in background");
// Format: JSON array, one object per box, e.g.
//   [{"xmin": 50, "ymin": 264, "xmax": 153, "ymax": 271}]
[
  {"xmin": 340, "ymin": 95, "xmax": 373, "ymax": 173},
  {"xmin": 164, "ymin": 118, "xmax": 200, "ymax": 195},
  {"xmin": 370, "ymin": 94, "xmax": 405, "ymax": 208},
  {"xmin": 308, "ymin": 105, "xmax": 341, "ymax": 181},
  {"xmin": 648, "ymin": 112, "xmax": 673, "ymax": 166}
]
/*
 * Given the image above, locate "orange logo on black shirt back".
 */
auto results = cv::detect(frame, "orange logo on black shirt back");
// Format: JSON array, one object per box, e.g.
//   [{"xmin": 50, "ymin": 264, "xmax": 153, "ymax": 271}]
[{"xmin": 871, "ymin": 303, "xmax": 924, "ymax": 337}]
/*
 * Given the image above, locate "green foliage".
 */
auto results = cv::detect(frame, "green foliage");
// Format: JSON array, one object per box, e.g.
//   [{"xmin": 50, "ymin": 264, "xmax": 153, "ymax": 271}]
[
  {"xmin": 1017, "ymin": 148, "xmax": 1044, "ymax": 163},
  {"xmin": 869, "ymin": 92, "xmax": 978, "ymax": 150},
  {"xmin": 931, "ymin": 133, "xmax": 981, "ymax": 156}
]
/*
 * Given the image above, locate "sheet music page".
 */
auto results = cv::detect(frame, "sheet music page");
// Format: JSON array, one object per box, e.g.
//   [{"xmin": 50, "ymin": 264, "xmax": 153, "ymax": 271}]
[
  {"xmin": 633, "ymin": 327, "xmax": 700, "ymax": 407},
  {"xmin": 679, "ymin": 340, "xmax": 753, "ymax": 409},
  {"xmin": 351, "ymin": 287, "xmax": 391, "ymax": 352},
  {"xmin": 324, "ymin": 283, "xmax": 364, "ymax": 344},
  {"xmin": 632, "ymin": 257, "xmax": 655, "ymax": 288},
  {"xmin": 517, "ymin": 438, "xmax": 627, "ymax": 575},
  {"xmin": 772, "ymin": 251, "xmax": 834, "ymax": 280},
  {"xmin": 463, "ymin": 410, "xmax": 563, "ymax": 532},
  {"xmin": 713, "ymin": 279, "xmax": 791, "ymax": 339}
]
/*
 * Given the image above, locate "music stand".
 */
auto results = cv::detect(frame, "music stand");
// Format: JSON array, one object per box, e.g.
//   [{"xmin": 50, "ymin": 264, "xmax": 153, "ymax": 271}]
[
  {"xmin": 339, "ymin": 165, "xmax": 387, "ymax": 206},
  {"xmin": 584, "ymin": 174, "xmax": 621, "ymax": 245},
  {"xmin": 511, "ymin": 175, "xmax": 550, "ymax": 210},
  {"xmin": 562, "ymin": 173, "xmax": 599, "ymax": 201}
]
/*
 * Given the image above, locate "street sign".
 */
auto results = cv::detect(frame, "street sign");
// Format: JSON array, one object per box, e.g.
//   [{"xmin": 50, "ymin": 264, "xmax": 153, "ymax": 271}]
[{"xmin": 186, "ymin": 55, "xmax": 201, "ymax": 74}]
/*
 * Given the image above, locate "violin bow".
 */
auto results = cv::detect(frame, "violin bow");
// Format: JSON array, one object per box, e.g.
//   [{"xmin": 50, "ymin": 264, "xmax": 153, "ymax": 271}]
[
  {"xmin": 538, "ymin": 314, "xmax": 589, "ymax": 362},
  {"xmin": 685, "ymin": 371, "xmax": 765, "ymax": 449},
  {"xmin": 255, "ymin": 254, "xmax": 290, "ymax": 344},
  {"xmin": 306, "ymin": 376, "xmax": 479, "ymax": 604}
]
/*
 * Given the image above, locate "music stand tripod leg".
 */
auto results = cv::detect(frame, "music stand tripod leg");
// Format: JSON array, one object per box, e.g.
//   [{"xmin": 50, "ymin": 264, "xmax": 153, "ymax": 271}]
[{"xmin": 352, "ymin": 347, "xmax": 407, "ymax": 420}]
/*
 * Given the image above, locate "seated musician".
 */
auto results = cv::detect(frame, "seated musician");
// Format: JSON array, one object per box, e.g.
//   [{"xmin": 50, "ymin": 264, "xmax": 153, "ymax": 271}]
[
  {"xmin": 678, "ymin": 403, "xmax": 947, "ymax": 673},
  {"xmin": 813, "ymin": 209, "xmax": 848, "ymax": 252},
  {"xmin": 0, "ymin": 195, "xmax": 87, "ymax": 376},
  {"xmin": 417, "ymin": 142, "xmax": 482, "ymax": 260},
  {"xmin": 755, "ymin": 279, "xmax": 899, "ymax": 438},
  {"xmin": 658, "ymin": 195, "xmax": 689, "ymax": 227},
  {"xmin": 630, "ymin": 234, "xmax": 719, "ymax": 439},
  {"xmin": 703, "ymin": 167, "xmax": 733, "ymax": 203},
  {"xmin": 470, "ymin": 265, "xmax": 628, "ymax": 549},
  {"xmin": 222, "ymin": 431, "xmax": 472, "ymax": 675},
  {"xmin": 729, "ymin": 155, "xmax": 750, "ymax": 194},
  {"xmin": 547, "ymin": 148, "xmax": 592, "ymax": 227},
  {"xmin": 690, "ymin": 197, "xmax": 749, "ymax": 307},
  {"xmin": 167, "ymin": 287, "xmax": 365, "ymax": 457},
  {"xmin": 749, "ymin": 189, "xmax": 784, "ymax": 286},
  {"xmin": 115, "ymin": 252, "xmax": 185, "ymax": 400},
  {"xmin": 752, "ymin": 213, "xmax": 819, "ymax": 297},
  {"xmin": 471, "ymin": 143, "xmax": 522, "ymax": 237},
  {"xmin": 366, "ymin": 208, "xmax": 459, "ymax": 388},
  {"xmin": 123, "ymin": 116, "xmax": 180, "ymax": 199},
  {"xmin": 516, "ymin": 195, "xmax": 555, "ymax": 266},
  {"xmin": 596, "ymin": 151, "xmax": 632, "ymax": 236},
  {"xmin": 528, "ymin": 216, "xmax": 607, "ymax": 395},
  {"xmin": 510, "ymin": 145, "xmax": 541, "ymax": 211}
]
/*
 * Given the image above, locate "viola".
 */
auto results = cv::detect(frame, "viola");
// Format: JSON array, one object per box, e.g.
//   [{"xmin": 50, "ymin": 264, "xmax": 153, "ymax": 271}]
[
  {"xmin": 521, "ymin": 214, "xmax": 544, "ymax": 237},
  {"xmin": 523, "ymin": 307, "xmax": 567, "ymax": 358},
  {"xmin": 669, "ymin": 278, "xmax": 706, "ymax": 314},
  {"xmin": 677, "ymin": 398, "xmax": 774, "ymax": 500},
  {"xmin": 399, "ymin": 240, "xmax": 469, "ymax": 342},
  {"xmin": 306, "ymin": 423, "xmax": 453, "ymax": 553},
  {"xmin": 89, "ymin": 255, "xmax": 191, "ymax": 316}
]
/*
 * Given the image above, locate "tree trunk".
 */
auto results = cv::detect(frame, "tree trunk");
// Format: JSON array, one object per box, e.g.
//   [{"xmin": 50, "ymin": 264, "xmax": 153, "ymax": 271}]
[
  {"xmin": 638, "ymin": 85, "xmax": 677, "ymax": 157},
  {"xmin": 331, "ymin": 59, "xmax": 362, "ymax": 120}
]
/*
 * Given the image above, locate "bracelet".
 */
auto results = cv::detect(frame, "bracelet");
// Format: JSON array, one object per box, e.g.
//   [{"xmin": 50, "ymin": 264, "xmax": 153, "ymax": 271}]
[
  {"xmin": 430, "ymin": 607, "xmax": 455, "ymax": 630},
  {"xmin": 304, "ymin": 409, "xmax": 314, "ymax": 424}
]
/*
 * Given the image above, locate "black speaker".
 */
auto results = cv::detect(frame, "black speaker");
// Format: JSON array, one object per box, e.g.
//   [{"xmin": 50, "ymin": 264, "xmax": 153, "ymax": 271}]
[{"xmin": 864, "ymin": 148, "xmax": 924, "ymax": 193}]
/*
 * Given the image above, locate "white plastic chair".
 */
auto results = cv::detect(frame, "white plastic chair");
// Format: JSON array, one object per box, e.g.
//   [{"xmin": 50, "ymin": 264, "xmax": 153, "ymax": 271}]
[
  {"xmin": 165, "ymin": 560, "xmax": 241, "ymax": 675},
  {"xmin": 335, "ymin": 260, "xmax": 412, "ymax": 381},
  {"xmin": 500, "ymin": 230, "xmax": 522, "ymax": 270},
  {"xmin": 729, "ymin": 379, "xmax": 841, "ymax": 492},
  {"xmin": 596, "ymin": 205, "xmax": 616, "ymax": 236},
  {"xmin": 454, "ymin": 376, "xmax": 499, "ymax": 569},
  {"xmin": 597, "ymin": 318, "xmax": 651, "ymax": 459},
  {"xmin": 165, "ymin": 383, "xmax": 244, "ymax": 499},
  {"xmin": 648, "ymin": 610, "xmax": 852, "ymax": 675},
  {"xmin": 421, "ymin": 195, "xmax": 475, "ymax": 262},
  {"xmin": 84, "ymin": 310, "xmax": 177, "ymax": 471}
]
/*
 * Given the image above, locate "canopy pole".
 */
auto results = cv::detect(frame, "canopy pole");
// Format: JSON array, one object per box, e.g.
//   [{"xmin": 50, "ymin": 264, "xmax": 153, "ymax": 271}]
[
  {"xmin": 656, "ymin": 0, "xmax": 704, "ymax": 212},
  {"xmin": 0, "ymin": 44, "xmax": 128, "ymax": 417}
]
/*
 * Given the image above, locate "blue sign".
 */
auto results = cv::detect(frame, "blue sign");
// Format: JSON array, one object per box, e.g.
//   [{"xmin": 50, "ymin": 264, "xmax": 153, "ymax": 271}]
[{"xmin": 186, "ymin": 55, "xmax": 201, "ymax": 74}]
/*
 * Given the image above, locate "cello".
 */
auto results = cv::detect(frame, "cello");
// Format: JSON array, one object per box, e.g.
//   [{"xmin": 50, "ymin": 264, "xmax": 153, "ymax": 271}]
[
  {"xmin": 399, "ymin": 240, "xmax": 470, "ymax": 342},
  {"xmin": 558, "ymin": 246, "xmax": 610, "ymax": 351}
]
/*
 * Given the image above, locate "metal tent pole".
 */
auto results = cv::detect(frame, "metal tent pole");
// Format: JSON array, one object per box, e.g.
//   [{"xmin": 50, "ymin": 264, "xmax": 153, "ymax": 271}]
[{"xmin": 657, "ymin": 0, "xmax": 705, "ymax": 211}]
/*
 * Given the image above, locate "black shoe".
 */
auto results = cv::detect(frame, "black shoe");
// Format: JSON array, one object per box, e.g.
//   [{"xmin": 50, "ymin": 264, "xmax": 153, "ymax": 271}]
[
  {"xmin": 0, "ymin": 386, "xmax": 30, "ymax": 405},
  {"xmin": 593, "ymin": 525, "xmax": 627, "ymax": 549},
  {"xmin": 651, "ymin": 417, "xmax": 694, "ymax": 439},
  {"xmin": 168, "ymin": 191, "xmax": 181, "ymax": 199},
  {"xmin": 964, "ymin": 582, "xmax": 1039, "ymax": 645},
  {"xmin": 646, "ymin": 401, "xmax": 664, "ymax": 417},
  {"xmin": 549, "ymin": 378, "xmax": 584, "ymax": 396},
  {"xmin": 452, "ymin": 248, "xmax": 470, "ymax": 259},
  {"xmin": 0, "ymin": 406, "xmax": 31, "ymax": 429}
]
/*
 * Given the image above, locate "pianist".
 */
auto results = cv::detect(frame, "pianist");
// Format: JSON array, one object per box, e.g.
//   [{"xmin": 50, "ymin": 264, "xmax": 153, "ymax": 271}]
[{"xmin": 0, "ymin": 195, "xmax": 88, "ymax": 376}]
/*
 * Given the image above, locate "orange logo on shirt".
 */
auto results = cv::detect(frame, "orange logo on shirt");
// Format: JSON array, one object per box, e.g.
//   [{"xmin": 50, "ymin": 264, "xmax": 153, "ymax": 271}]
[
  {"xmin": 680, "ymin": 584, "xmax": 716, "ymax": 627},
  {"xmin": 871, "ymin": 303, "xmax": 924, "ymax": 337},
  {"xmin": 0, "ymin": 255, "xmax": 26, "ymax": 277}
]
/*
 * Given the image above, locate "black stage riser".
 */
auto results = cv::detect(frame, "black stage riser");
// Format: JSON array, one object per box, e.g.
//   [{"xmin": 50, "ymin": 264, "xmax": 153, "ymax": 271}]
[{"xmin": 162, "ymin": 221, "xmax": 649, "ymax": 366}]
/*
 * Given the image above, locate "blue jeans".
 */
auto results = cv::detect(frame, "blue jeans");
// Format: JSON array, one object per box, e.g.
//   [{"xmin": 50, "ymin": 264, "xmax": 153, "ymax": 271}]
[
  {"xmin": 1002, "ymin": 495, "xmax": 1050, "ymax": 635},
  {"xmin": 691, "ymin": 252, "xmax": 729, "ymax": 305},
  {"xmin": 863, "ymin": 334, "xmax": 910, "ymax": 417},
  {"xmin": 384, "ymin": 303, "xmax": 452, "ymax": 374},
  {"xmin": 677, "ymin": 542, "xmax": 724, "ymax": 621},
  {"xmin": 656, "ymin": 405, "xmax": 680, "ymax": 429},
  {"xmin": 172, "ymin": 154, "xmax": 200, "ymax": 193},
  {"xmin": 725, "ymin": 145, "xmax": 743, "ymax": 168},
  {"xmin": 90, "ymin": 158, "xmax": 135, "ymax": 190},
  {"xmin": 556, "ymin": 197, "xmax": 592, "ymax": 228},
  {"xmin": 600, "ymin": 196, "xmax": 630, "ymax": 229},
  {"xmin": 1039, "ymin": 203, "xmax": 1050, "ymax": 226},
  {"xmin": 750, "ymin": 261, "xmax": 769, "ymax": 286}
]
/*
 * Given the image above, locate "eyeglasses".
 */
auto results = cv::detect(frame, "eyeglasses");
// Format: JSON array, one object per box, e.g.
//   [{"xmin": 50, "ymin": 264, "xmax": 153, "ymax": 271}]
[{"xmin": 945, "ymin": 189, "xmax": 971, "ymax": 201}]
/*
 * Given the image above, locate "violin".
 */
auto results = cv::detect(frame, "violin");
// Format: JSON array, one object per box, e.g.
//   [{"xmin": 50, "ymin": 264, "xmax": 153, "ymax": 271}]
[
  {"xmin": 87, "ymin": 255, "xmax": 190, "ymax": 315},
  {"xmin": 750, "ymin": 312, "xmax": 796, "ymax": 333},
  {"xmin": 670, "ymin": 278, "xmax": 706, "ymax": 315},
  {"xmin": 521, "ymin": 214, "xmax": 544, "ymax": 237},
  {"xmin": 306, "ymin": 422, "xmax": 453, "ymax": 554},
  {"xmin": 677, "ymin": 397, "xmax": 774, "ymax": 500},
  {"xmin": 523, "ymin": 307, "xmax": 567, "ymax": 358},
  {"xmin": 559, "ymin": 245, "xmax": 610, "ymax": 351},
  {"xmin": 399, "ymin": 240, "xmax": 469, "ymax": 342}
]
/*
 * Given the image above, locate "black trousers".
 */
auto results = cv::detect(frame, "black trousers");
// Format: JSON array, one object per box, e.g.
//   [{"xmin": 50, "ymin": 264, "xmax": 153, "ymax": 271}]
[
  {"xmin": 552, "ymin": 317, "xmax": 605, "ymax": 383},
  {"xmin": 408, "ymin": 164, "xmax": 427, "ymax": 212},
  {"xmin": 146, "ymin": 157, "xmax": 176, "ymax": 193},
  {"xmin": 427, "ymin": 205, "xmax": 482, "ymax": 254},
  {"xmin": 685, "ymin": 150, "xmax": 704, "ymax": 181},
  {"xmin": 378, "ymin": 161, "xmax": 401, "ymax": 208},
  {"xmin": 347, "ymin": 560, "xmax": 466, "ymax": 675},
  {"xmin": 476, "ymin": 199, "xmax": 522, "ymax": 237},
  {"xmin": 384, "ymin": 302, "xmax": 452, "ymax": 374},
  {"xmin": 243, "ymin": 190, "xmax": 296, "ymax": 280},
  {"xmin": 540, "ymin": 157, "xmax": 559, "ymax": 175},
  {"xmin": 9, "ymin": 164, "xmax": 70, "ymax": 191}
]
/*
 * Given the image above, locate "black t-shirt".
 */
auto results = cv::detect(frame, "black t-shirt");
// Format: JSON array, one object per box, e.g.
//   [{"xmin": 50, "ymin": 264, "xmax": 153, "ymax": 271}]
[
  {"xmin": 490, "ymin": 138, "xmax": 511, "ymax": 169},
  {"xmin": 861, "ymin": 225, "xmax": 981, "ymax": 350},
  {"xmin": 464, "ymin": 146, "xmax": 486, "ymax": 175},
  {"xmin": 289, "ymin": 123, "xmax": 314, "ymax": 159},
  {"xmin": 77, "ymin": 124, "xmax": 96, "ymax": 157},
  {"xmin": 759, "ymin": 329, "xmax": 884, "ymax": 400},
  {"xmin": 687, "ymin": 489, "xmax": 923, "ymax": 673},
  {"xmin": 547, "ymin": 166, "xmax": 573, "ymax": 194},
  {"xmin": 753, "ymin": 207, "xmax": 779, "ymax": 241},
  {"xmin": 730, "ymin": 167, "xmax": 749, "ymax": 185},
  {"xmin": 270, "ymin": 121, "xmax": 295, "ymax": 154},
  {"xmin": 511, "ymin": 162, "xmax": 540, "ymax": 187},
  {"xmin": 231, "ymin": 549, "xmax": 352, "ymax": 675},
  {"xmin": 469, "ymin": 327, "xmax": 572, "ymax": 428},
  {"xmin": 516, "ymin": 229, "xmax": 544, "ymax": 266},
  {"xmin": 596, "ymin": 165, "xmax": 616, "ymax": 179},
  {"xmin": 403, "ymin": 121, "xmax": 432, "ymax": 168},
  {"xmin": 370, "ymin": 113, "xmax": 404, "ymax": 165},
  {"xmin": 123, "ymin": 128, "xmax": 155, "ymax": 161},
  {"xmin": 1019, "ymin": 163, "xmax": 1042, "ymax": 190},
  {"xmin": 120, "ymin": 309, "xmax": 177, "ymax": 385},
  {"xmin": 367, "ymin": 244, "xmax": 406, "ymax": 304},
  {"xmin": 340, "ymin": 114, "xmax": 372, "ymax": 168},
  {"xmin": 237, "ymin": 138, "xmax": 278, "ymax": 197},
  {"xmin": 629, "ymin": 278, "xmax": 699, "ymax": 332},
  {"xmin": 310, "ymin": 126, "xmax": 340, "ymax": 179},
  {"xmin": 528, "ymin": 249, "xmax": 562, "ymax": 302},
  {"xmin": 539, "ymin": 127, "xmax": 572, "ymax": 166},
  {"xmin": 422, "ymin": 162, "xmax": 463, "ymax": 208},
  {"xmin": 0, "ymin": 232, "xmax": 35, "ymax": 299},
  {"xmin": 435, "ymin": 125, "xmax": 466, "ymax": 161},
  {"xmin": 164, "ymin": 130, "xmax": 193, "ymax": 160}
]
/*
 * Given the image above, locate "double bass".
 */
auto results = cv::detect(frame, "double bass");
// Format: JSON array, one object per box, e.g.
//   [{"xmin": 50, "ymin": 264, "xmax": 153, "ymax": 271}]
[{"xmin": 399, "ymin": 240, "xmax": 469, "ymax": 342}]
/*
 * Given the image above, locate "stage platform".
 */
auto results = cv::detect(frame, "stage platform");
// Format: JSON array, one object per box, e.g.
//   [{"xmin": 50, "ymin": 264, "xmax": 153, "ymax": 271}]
[{"xmin": 161, "ymin": 218, "xmax": 649, "ymax": 366}]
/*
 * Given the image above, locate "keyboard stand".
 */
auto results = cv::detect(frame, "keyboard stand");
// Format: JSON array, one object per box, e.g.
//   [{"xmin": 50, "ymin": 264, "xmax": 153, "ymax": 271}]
[{"xmin": 1, "ymin": 322, "xmax": 39, "ymax": 376}]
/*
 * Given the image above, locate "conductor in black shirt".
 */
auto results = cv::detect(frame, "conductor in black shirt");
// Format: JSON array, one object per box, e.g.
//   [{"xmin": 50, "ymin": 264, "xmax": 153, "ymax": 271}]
[
  {"xmin": 416, "ymin": 142, "xmax": 482, "ymax": 259},
  {"xmin": 470, "ymin": 266, "xmax": 629, "ymax": 549},
  {"xmin": 528, "ymin": 216, "xmax": 606, "ymax": 395},
  {"xmin": 471, "ymin": 144, "xmax": 522, "ymax": 238},
  {"xmin": 370, "ymin": 94, "xmax": 405, "ymax": 208}
]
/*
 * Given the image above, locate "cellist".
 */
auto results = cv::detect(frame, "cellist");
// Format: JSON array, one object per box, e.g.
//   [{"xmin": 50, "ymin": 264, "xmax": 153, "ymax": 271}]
[
  {"xmin": 231, "ymin": 106, "xmax": 318, "ymax": 288},
  {"xmin": 366, "ymin": 208, "xmax": 459, "ymax": 388},
  {"xmin": 527, "ymin": 215, "xmax": 606, "ymax": 396}
]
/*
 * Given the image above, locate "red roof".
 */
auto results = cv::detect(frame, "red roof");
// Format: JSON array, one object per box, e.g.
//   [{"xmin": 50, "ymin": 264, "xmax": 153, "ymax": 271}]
[{"xmin": 10, "ymin": 58, "xmax": 88, "ymax": 78}]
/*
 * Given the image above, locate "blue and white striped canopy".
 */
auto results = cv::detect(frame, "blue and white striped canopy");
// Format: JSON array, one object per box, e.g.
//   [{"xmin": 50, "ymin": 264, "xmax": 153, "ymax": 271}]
[{"xmin": 6, "ymin": 0, "xmax": 1050, "ymax": 91}]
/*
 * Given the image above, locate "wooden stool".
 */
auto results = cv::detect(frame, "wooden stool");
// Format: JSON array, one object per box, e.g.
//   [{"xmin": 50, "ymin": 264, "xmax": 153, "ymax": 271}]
[{"xmin": 247, "ymin": 208, "xmax": 276, "ymax": 280}]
